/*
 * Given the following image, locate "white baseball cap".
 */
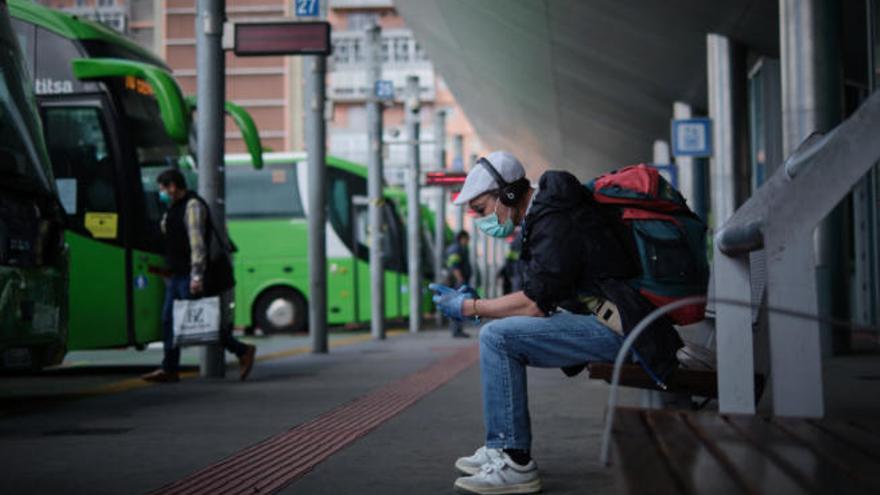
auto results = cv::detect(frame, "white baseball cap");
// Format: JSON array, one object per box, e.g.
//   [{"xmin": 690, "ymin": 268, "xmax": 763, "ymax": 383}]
[{"xmin": 453, "ymin": 151, "xmax": 527, "ymax": 205}]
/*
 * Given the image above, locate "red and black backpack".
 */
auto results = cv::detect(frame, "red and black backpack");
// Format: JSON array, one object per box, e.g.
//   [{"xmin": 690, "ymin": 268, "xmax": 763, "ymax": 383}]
[{"xmin": 585, "ymin": 164, "xmax": 709, "ymax": 325}]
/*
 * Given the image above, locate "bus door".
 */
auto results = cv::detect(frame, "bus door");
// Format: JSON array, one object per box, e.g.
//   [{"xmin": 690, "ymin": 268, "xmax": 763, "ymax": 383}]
[
  {"xmin": 110, "ymin": 76, "xmax": 181, "ymax": 346},
  {"xmin": 41, "ymin": 98, "xmax": 130, "ymax": 349},
  {"xmin": 383, "ymin": 202, "xmax": 407, "ymax": 319}
]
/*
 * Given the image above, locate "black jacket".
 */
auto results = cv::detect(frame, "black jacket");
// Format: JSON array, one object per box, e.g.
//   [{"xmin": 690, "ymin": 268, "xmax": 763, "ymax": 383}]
[{"xmin": 521, "ymin": 171, "xmax": 683, "ymax": 379}]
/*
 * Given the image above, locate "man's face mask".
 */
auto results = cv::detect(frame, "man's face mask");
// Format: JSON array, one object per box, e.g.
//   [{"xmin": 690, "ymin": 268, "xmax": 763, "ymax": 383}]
[
  {"xmin": 474, "ymin": 198, "xmax": 515, "ymax": 238},
  {"xmin": 158, "ymin": 189, "xmax": 172, "ymax": 205}
]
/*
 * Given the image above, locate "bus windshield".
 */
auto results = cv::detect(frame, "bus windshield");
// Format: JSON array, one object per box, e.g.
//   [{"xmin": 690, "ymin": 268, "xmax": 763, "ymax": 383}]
[
  {"xmin": 0, "ymin": 8, "xmax": 52, "ymax": 194},
  {"xmin": 108, "ymin": 76, "xmax": 184, "ymax": 229},
  {"xmin": 226, "ymin": 163, "xmax": 305, "ymax": 219}
]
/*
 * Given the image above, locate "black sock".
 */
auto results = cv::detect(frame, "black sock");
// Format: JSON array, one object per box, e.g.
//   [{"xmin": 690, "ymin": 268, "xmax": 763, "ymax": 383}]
[{"xmin": 503, "ymin": 449, "xmax": 531, "ymax": 466}]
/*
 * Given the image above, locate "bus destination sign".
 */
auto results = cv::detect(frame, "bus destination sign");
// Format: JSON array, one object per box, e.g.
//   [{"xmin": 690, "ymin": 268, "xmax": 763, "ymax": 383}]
[{"xmin": 234, "ymin": 22, "xmax": 331, "ymax": 57}]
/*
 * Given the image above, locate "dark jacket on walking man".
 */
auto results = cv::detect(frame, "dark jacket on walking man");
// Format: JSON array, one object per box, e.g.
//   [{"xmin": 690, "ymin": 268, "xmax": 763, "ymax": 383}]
[{"xmin": 141, "ymin": 169, "xmax": 256, "ymax": 383}]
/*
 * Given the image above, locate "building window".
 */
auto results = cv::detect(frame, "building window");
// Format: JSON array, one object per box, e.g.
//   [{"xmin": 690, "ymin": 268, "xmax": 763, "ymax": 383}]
[
  {"xmin": 347, "ymin": 12, "xmax": 379, "ymax": 31},
  {"xmin": 392, "ymin": 36, "xmax": 409, "ymax": 63},
  {"xmin": 75, "ymin": 0, "xmax": 87, "ymax": 6},
  {"xmin": 98, "ymin": 0, "xmax": 114, "ymax": 6}
]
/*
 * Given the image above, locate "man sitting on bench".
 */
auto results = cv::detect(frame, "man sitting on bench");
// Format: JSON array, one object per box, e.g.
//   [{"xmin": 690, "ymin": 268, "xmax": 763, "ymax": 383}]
[{"xmin": 430, "ymin": 151, "xmax": 683, "ymax": 495}]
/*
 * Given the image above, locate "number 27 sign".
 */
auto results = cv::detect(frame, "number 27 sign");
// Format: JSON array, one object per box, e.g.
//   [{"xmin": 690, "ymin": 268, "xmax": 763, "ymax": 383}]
[{"xmin": 295, "ymin": 0, "xmax": 319, "ymax": 17}]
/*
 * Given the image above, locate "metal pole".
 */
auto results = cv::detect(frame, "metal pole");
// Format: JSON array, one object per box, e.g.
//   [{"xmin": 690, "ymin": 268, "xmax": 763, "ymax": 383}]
[
  {"xmin": 433, "ymin": 109, "xmax": 447, "ymax": 326},
  {"xmin": 405, "ymin": 75, "xmax": 421, "ymax": 333},
  {"xmin": 365, "ymin": 23, "xmax": 385, "ymax": 340},
  {"xmin": 706, "ymin": 33, "xmax": 738, "ymax": 228},
  {"xmin": 766, "ymin": 0, "xmax": 842, "ymax": 416},
  {"xmin": 196, "ymin": 0, "xmax": 226, "ymax": 378},
  {"xmin": 673, "ymin": 102, "xmax": 696, "ymax": 207},
  {"xmin": 306, "ymin": 55, "xmax": 328, "ymax": 353},
  {"xmin": 453, "ymin": 134, "xmax": 465, "ymax": 233},
  {"xmin": 780, "ymin": 0, "xmax": 845, "ymax": 357}
]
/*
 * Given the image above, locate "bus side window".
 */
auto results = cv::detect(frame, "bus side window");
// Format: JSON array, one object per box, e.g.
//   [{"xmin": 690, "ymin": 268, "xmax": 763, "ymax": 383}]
[{"xmin": 44, "ymin": 107, "xmax": 120, "ymax": 243}]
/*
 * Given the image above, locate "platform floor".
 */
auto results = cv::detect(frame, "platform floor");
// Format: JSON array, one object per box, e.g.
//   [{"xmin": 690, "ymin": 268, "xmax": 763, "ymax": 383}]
[{"xmin": 0, "ymin": 326, "xmax": 639, "ymax": 495}]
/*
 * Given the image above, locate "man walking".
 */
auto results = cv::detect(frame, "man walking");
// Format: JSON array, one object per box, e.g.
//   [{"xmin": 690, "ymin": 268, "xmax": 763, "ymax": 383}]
[
  {"xmin": 445, "ymin": 230, "xmax": 472, "ymax": 337},
  {"xmin": 141, "ymin": 169, "xmax": 256, "ymax": 383}
]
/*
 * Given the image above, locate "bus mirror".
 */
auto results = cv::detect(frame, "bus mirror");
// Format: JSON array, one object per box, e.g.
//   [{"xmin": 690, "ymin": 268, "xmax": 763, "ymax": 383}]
[{"xmin": 184, "ymin": 96, "xmax": 264, "ymax": 170}]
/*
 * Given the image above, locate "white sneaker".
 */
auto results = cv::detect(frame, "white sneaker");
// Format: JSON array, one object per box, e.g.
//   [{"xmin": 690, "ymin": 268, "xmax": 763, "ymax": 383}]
[
  {"xmin": 455, "ymin": 446, "xmax": 503, "ymax": 475},
  {"xmin": 454, "ymin": 452, "xmax": 542, "ymax": 494}
]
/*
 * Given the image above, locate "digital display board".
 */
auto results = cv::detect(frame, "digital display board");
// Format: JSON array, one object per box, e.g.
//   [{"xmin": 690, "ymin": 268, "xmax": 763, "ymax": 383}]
[{"xmin": 234, "ymin": 22, "xmax": 331, "ymax": 56}]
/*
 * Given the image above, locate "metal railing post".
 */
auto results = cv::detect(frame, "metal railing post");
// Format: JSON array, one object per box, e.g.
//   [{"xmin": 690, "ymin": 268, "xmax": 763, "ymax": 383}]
[
  {"xmin": 365, "ymin": 23, "xmax": 386, "ymax": 340},
  {"xmin": 405, "ymin": 75, "xmax": 422, "ymax": 333},
  {"xmin": 305, "ymin": 54, "xmax": 328, "ymax": 353},
  {"xmin": 196, "ymin": 0, "xmax": 226, "ymax": 377}
]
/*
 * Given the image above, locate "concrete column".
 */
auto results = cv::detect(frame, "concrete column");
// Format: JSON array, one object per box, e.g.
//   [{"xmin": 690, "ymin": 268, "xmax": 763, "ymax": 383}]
[
  {"xmin": 453, "ymin": 134, "xmax": 465, "ymax": 233},
  {"xmin": 673, "ymin": 102, "xmax": 696, "ymax": 208},
  {"xmin": 305, "ymin": 55, "xmax": 328, "ymax": 353},
  {"xmin": 365, "ymin": 23, "xmax": 385, "ymax": 340},
  {"xmin": 405, "ymin": 75, "xmax": 422, "ymax": 333},
  {"xmin": 706, "ymin": 33, "xmax": 749, "ymax": 228},
  {"xmin": 196, "ymin": 0, "xmax": 226, "ymax": 377},
  {"xmin": 433, "ymin": 109, "xmax": 447, "ymax": 325},
  {"xmin": 771, "ymin": 0, "xmax": 844, "ymax": 416}
]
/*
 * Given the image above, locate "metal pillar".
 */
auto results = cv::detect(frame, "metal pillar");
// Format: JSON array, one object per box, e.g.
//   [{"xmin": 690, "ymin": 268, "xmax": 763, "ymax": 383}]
[
  {"xmin": 405, "ymin": 75, "xmax": 422, "ymax": 333},
  {"xmin": 306, "ymin": 55, "xmax": 328, "ymax": 353},
  {"xmin": 365, "ymin": 23, "xmax": 385, "ymax": 340},
  {"xmin": 652, "ymin": 140, "xmax": 670, "ymax": 165},
  {"xmin": 673, "ymin": 102, "xmax": 696, "ymax": 209},
  {"xmin": 707, "ymin": 33, "xmax": 749, "ymax": 227},
  {"xmin": 453, "ymin": 134, "xmax": 465, "ymax": 233},
  {"xmin": 770, "ymin": 0, "xmax": 843, "ymax": 416},
  {"xmin": 196, "ymin": 0, "xmax": 226, "ymax": 378},
  {"xmin": 433, "ymin": 110, "xmax": 447, "ymax": 325},
  {"xmin": 781, "ymin": 0, "xmax": 846, "ymax": 358}
]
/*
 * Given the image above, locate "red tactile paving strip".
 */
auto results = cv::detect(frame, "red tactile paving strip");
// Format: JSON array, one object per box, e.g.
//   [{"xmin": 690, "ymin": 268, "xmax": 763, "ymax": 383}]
[{"xmin": 152, "ymin": 344, "xmax": 479, "ymax": 495}]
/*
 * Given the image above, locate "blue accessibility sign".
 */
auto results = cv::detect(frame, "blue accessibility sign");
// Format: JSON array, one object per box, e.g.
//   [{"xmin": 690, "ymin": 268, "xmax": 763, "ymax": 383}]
[
  {"xmin": 294, "ymin": 0, "xmax": 319, "ymax": 17},
  {"xmin": 135, "ymin": 275, "xmax": 149, "ymax": 290},
  {"xmin": 375, "ymin": 80, "xmax": 394, "ymax": 100},
  {"xmin": 671, "ymin": 118, "xmax": 713, "ymax": 157}
]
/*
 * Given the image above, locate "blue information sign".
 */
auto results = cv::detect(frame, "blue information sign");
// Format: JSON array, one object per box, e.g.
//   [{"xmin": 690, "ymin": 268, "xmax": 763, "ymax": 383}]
[
  {"xmin": 671, "ymin": 118, "xmax": 713, "ymax": 157},
  {"xmin": 295, "ymin": 0, "xmax": 319, "ymax": 17},
  {"xmin": 375, "ymin": 80, "xmax": 394, "ymax": 100}
]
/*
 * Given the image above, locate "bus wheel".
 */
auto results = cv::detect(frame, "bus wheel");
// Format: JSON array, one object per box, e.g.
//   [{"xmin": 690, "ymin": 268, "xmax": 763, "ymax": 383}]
[{"xmin": 254, "ymin": 288, "xmax": 307, "ymax": 335}]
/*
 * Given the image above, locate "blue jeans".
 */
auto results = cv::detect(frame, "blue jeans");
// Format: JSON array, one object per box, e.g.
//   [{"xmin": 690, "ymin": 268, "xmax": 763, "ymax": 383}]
[
  {"xmin": 478, "ymin": 311, "xmax": 624, "ymax": 450},
  {"xmin": 161, "ymin": 275, "xmax": 249, "ymax": 373}
]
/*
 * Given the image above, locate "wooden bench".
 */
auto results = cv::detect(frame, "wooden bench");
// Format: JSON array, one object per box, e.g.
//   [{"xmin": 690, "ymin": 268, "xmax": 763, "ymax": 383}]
[
  {"xmin": 587, "ymin": 343, "xmax": 765, "ymax": 402},
  {"xmin": 611, "ymin": 407, "xmax": 880, "ymax": 494}
]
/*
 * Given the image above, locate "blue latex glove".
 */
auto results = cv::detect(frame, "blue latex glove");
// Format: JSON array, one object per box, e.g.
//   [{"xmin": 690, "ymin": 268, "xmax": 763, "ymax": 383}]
[{"xmin": 429, "ymin": 283, "xmax": 475, "ymax": 321}]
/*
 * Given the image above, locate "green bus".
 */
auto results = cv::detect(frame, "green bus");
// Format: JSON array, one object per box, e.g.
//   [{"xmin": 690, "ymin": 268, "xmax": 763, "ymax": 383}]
[
  {"xmin": 7, "ymin": 0, "xmax": 263, "ymax": 362},
  {"xmin": 224, "ymin": 152, "xmax": 436, "ymax": 334},
  {"xmin": 0, "ymin": 0, "xmax": 67, "ymax": 370}
]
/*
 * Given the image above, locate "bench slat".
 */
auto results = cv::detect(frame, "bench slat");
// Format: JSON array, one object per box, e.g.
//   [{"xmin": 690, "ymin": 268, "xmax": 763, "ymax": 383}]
[
  {"xmin": 611, "ymin": 408, "xmax": 686, "ymax": 495},
  {"xmin": 773, "ymin": 417, "xmax": 880, "ymax": 492},
  {"xmin": 725, "ymin": 415, "xmax": 868, "ymax": 493},
  {"xmin": 646, "ymin": 410, "xmax": 752, "ymax": 495},
  {"xmin": 687, "ymin": 413, "xmax": 811, "ymax": 494}
]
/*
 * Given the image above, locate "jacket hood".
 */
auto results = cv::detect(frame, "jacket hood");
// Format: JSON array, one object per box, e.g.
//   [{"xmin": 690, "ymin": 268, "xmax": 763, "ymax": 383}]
[{"xmin": 529, "ymin": 170, "xmax": 590, "ymax": 215}]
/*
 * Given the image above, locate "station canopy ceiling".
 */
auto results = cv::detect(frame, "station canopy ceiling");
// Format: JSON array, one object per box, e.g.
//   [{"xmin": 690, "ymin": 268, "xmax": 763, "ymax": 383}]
[{"xmin": 395, "ymin": 0, "xmax": 778, "ymax": 179}]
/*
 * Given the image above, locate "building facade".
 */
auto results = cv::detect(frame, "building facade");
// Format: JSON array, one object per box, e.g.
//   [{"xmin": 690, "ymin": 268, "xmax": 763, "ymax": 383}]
[{"xmin": 39, "ymin": 0, "xmax": 484, "ymax": 176}]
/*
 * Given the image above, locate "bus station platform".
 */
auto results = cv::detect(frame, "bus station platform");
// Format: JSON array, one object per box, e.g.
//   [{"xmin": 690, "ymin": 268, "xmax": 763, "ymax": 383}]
[{"xmin": 0, "ymin": 325, "xmax": 640, "ymax": 495}]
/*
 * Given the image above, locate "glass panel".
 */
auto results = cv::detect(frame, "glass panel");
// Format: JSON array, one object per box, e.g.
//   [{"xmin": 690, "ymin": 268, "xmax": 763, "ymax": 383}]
[
  {"xmin": 226, "ymin": 164, "xmax": 304, "ymax": 219},
  {"xmin": 0, "ymin": 14, "xmax": 51, "ymax": 192},
  {"xmin": 44, "ymin": 107, "xmax": 120, "ymax": 242}
]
